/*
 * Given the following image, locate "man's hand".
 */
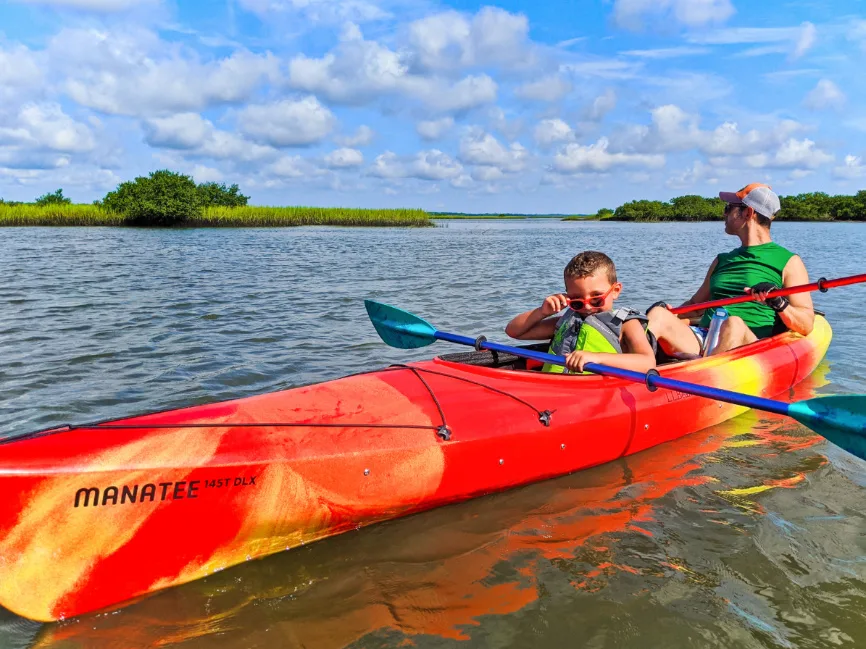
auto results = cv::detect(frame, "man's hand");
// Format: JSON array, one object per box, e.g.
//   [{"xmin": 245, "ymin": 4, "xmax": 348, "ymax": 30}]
[{"xmin": 745, "ymin": 282, "xmax": 789, "ymax": 312}]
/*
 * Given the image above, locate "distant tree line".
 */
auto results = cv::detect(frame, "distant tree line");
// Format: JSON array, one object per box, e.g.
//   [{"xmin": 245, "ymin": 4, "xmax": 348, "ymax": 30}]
[
  {"xmin": 1, "ymin": 171, "xmax": 250, "ymax": 226},
  {"xmin": 595, "ymin": 191, "xmax": 866, "ymax": 222}
]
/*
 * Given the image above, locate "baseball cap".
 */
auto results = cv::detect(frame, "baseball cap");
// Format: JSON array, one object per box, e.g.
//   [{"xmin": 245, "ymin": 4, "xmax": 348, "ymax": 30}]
[{"xmin": 719, "ymin": 183, "xmax": 781, "ymax": 220}]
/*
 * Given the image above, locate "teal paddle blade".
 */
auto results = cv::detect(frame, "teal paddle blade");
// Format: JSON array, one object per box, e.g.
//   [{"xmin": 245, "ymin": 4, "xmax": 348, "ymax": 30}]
[
  {"xmin": 788, "ymin": 395, "xmax": 866, "ymax": 461},
  {"xmin": 364, "ymin": 300, "xmax": 438, "ymax": 349}
]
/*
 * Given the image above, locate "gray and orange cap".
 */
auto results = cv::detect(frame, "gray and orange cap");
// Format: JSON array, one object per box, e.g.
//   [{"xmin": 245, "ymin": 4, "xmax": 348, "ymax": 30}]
[{"xmin": 719, "ymin": 183, "xmax": 781, "ymax": 220}]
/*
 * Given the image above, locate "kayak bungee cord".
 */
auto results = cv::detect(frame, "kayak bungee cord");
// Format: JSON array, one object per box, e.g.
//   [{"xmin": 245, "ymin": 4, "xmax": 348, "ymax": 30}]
[{"xmin": 1, "ymin": 362, "xmax": 555, "ymax": 446}]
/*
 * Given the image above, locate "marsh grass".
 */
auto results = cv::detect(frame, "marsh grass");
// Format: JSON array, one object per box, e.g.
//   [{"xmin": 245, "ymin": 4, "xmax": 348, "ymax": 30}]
[{"xmin": 0, "ymin": 204, "xmax": 433, "ymax": 227}]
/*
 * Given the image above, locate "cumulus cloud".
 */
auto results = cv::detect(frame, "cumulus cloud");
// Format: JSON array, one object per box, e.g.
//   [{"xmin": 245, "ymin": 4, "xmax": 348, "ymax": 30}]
[
  {"xmin": 0, "ymin": 103, "xmax": 96, "ymax": 153},
  {"xmin": 534, "ymin": 119, "xmax": 574, "ymax": 148},
  {"xmin": 237, "ymin": 97, "xmax": 336, "ymax": 147},
  {"xmin": 833, "ymin": 155, "xmax": 866, "ymax": 179},
  {"xmin": 416, "ymin": 117, "xmax": 454, "ymax": 141},
  {"xmin": 143, "ymin": 113, "xmax": 214, "ymax": 149},
  {"xmin": 458, "ymin": 128, "xmax": 528, "ymax": 172},
  {"xmin": 514, "ymin": 75, "xmax": 572, "ymax": 103},
  {"xmin": 0, "ymin": 44, "xmax": 44, "ymax": 99},
  {"xmin": 553, "ymin": 137, "xmax": 665, "ymax": 173},
  {"xmin": 368, "ymin": 149, "xmax": 463, "ymax": 181},
  {"xmin": 407, "ymin": 6, "xmax": 532, "ymax": 72},
  {"xmin": 803, "ymin": 79, "xmax": 845, "ymax": 111},
  {"xmin": 324, "ymin": 147, "xmax": 364, "ymax": 168},
  {"xmin": 335, "ymin": 125, "xmax": 374, "ymax": 147},
  {"xmin": 51, "ymin": 28, "xmax": 280, "ymax": 117},
  {"xmin": 613, "ymin": 0, "xmax": 734, "ymax": 30},
  {"xmin": 287, "ymin": 25, "xmax": 497, "ymax": 112},
  {"xmin": 143, "ymin": 112, "xmax": 279, "ymax": 163}
]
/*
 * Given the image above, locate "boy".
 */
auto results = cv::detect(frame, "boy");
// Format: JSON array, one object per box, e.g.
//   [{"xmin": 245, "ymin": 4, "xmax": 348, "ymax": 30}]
[{"xmin": 505, "ymin": 251, "xmax": 656, "ymax": 374}]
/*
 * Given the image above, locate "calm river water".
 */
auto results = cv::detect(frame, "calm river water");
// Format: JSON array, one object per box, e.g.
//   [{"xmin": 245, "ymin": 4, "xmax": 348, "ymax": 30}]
[{"xmin": 1, "ymin": 220, "xmax": 865, "ymax": 648}]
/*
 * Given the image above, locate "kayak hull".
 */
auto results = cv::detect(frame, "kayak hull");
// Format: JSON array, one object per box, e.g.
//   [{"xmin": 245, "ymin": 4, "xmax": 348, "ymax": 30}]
[{"xmin": 0, "ymin": 317, "xmax": 832, "ymax": 622}]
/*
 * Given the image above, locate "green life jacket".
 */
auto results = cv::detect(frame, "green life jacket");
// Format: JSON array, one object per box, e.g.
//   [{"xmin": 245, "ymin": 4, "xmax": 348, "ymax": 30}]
[{"xmin": 541, "ymin": 308, "xmax": 650, "ymax": 374}]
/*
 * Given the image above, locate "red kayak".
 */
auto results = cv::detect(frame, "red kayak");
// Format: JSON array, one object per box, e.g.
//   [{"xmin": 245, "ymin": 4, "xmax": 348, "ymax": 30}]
[{"xmin": 0, "ymin": 316, "xmax": 832, "ymax": 622}]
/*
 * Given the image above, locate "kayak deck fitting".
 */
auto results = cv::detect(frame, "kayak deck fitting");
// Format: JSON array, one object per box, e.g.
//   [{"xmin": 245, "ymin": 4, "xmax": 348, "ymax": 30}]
[{"xmin": 0, "ymin": 316, "xmax": 832, "ymax": 622}]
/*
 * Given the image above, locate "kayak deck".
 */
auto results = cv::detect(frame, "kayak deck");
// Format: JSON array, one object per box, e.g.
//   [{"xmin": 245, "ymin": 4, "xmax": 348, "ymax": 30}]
[{"xmin": 0, "ymin": 316, "xmax": 832, "ymax": 622}]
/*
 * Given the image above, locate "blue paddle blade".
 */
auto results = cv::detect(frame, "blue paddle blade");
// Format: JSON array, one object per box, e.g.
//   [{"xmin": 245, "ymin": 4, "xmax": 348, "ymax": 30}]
[
  {"xmin": 788, "ymin": 395, "xmax": 866, "ymax": 461},
  {"xmin": 364, "ymin": 300, "xmax": 438, "ymax": 349}
]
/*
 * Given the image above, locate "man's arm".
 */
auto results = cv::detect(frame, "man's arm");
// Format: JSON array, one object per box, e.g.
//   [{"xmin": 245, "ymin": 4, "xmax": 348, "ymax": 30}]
[
  {"xmin": 779, "ymin": 255, "xmax": 815, "ymax": 336},
  {"xmin": 672, "ymin": 258, "xmax": 719, "ymax": 324}
]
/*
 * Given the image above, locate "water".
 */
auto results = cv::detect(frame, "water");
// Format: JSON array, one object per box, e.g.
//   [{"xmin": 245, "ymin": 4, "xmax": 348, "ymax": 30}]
[{"xmin": 1, "ymin": 221, "xmax": 865, "ymax": 648}]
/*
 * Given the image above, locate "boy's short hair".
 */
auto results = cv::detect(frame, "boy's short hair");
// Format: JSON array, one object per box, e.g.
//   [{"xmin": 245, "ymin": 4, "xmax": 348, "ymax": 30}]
[{"xmin": 564, "ymin": 251, "xmax": 617, "ymax": 283}]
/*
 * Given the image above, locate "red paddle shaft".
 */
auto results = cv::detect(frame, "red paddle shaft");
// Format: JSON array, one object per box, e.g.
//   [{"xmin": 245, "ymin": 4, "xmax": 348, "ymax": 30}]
[{"xmin": 669, "ymin": 272, "xmax": 866, "ymax": 316}]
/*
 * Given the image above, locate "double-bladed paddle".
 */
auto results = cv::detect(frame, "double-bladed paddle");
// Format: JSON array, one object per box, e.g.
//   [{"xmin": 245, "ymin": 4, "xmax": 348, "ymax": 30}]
[
  {"xmin": 669, "ymin": 272, "xmax": 866, "ymax": 315},
  {"xmin": 365, "ymin": 299, "xmax": 866, "ymax": 462}
]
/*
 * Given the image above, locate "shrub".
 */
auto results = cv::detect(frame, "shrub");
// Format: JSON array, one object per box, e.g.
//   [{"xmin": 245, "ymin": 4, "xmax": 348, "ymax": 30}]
[
  {"xmin": 197, "ymin": 182, "xmax": 249, "ymax": 208},
  {"xmin": 35, "ymin": 189, "xmax": 71, "ymax": 206},
  {"xmin": 102, "ymin": 170, "xmax": 201, "ymax": 226}
]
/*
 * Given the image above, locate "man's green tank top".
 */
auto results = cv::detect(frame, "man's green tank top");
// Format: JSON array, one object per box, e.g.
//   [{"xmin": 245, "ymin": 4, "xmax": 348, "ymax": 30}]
[{"xmin": 699, "ymin": 242, "xmax": 795, "ymax": 338}]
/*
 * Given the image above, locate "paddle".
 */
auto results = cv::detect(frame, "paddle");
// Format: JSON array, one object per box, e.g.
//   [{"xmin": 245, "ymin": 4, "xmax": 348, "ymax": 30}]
[
  {"xmin": 365, "ymin": 299, "xmax": 866, "ymax": 461},
  {"xmin": 669, "ymin": 272, "xmax": 866, "ymax": 315}
]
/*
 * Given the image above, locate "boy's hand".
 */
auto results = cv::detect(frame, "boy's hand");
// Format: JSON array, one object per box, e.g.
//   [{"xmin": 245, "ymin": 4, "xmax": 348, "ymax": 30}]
[
  {"xmin": 565, "ymin": 350, "xmax": 600, "ymax": 373},
  {"xmin": 541, "ymin": 293, "xmax": 570, "ymax": 316}
]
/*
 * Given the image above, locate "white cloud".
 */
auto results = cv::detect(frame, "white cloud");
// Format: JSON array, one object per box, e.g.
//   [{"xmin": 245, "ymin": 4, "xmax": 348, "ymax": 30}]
[
  {"xmin": 458, "ymin": 128, "xmax": 528, "ymax": 172},
  {"xmin": 324, "ymin": 147, "xmax": 364, "ymax": 167},
  {"xmin": 534, "ymin": 119, "xmax": 574, "ymax": 147},
  {"xmin": 0, "ymin": 103, "xmax": 96, "ymax": 153},
  {"xmin": 560, "ymin": 58, "xmax": 640, "ymax": 80},
  {"xmin": 0, "ymin": 44, "xmax": 44, "ymax": 99},
  {"xmin": 763, "ymin": 138, "xmax": 833, "ymax": 169},
  {"xmin": 833, "ymin": 155, "xmax": 866, "ymax": 179},
  {"xmin": 621, "ymin": 46, "xmax": 711, "ymax": 59},
  {"xmin": 52, "ymin": 28, "xmax": 280, "ymax": 117},
  {"xmin": 143, "ymin": 113, "xmax": 214, "ymax": 149},
  {"xmin": 666, "ymin": 160, "xmax": 720, "ymax": 189},
  {"xmin": 553, "ymin": 137, "xmax": 665, "ymax": 174},
  {"xmin": 803, "ymin": 79, "xmax": 845, "ymax": 111},
  {"xmin": 793, "ymin": 22, "xmax": 816, "ymax": 59},
  {"xmin": 287, "ymin": 26, "xmax": 497, "ymax": 112},
  {"xmin": 689, "ymin": 22, "xmax": 816, "ymax": 59},
  {"xmin": 238, "ymin": 0, "xmax": 390, "ymax": 24},
  {"xmin": 335, "ymin": 125, "xmax": 374, "ymax": 147},
  {"xmin": 407, "ymin": 7, "xmax": 532, "ymax": 72},
  {"xmin": 613, "ymin": 0, "xmax": 734, "ymax": 30},
  {"xmin": 11, "ymin": 0, "xmax": 156, "ymax": 10},
  {"xmin": 368, "ymin": 149, "xmax": 462, "ymax": 181},
  {"xmin": 191, "ymin": 164, "xmax": 223, "ymax": 183},
  {"xmin": 471, "ymin": 166, "xmax": 503, "ymax": 181},
  {"xmin": 238, "ymin": 97, "xmax": 336, "ymax": 147},
  {"xmin": 416, "ymin": 117, "xmax": 454, "ymax": 141},
  {"xmin": 514, "ymin": 75, "xmax": 572, "ymax": 102},
  {"xmin": 585, "ymin": 88, "xmax": 617, "ymax": 121}
]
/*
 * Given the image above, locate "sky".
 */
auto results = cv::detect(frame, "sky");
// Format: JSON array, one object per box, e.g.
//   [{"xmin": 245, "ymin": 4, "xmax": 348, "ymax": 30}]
[{"xmin": 1, "ymin": 0, "xmax": 865, "ymax": 212}]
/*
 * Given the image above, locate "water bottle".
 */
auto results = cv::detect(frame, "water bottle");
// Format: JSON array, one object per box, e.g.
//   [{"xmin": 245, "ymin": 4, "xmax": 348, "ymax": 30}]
[{"xmin": 702, "ymin": 308, "xmax": 729, "ymax": 357}]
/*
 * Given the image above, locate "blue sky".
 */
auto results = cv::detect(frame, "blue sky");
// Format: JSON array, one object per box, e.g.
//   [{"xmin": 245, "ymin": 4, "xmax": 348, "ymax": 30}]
[{"xmin": 1, "ymin": 0, "xmax": 865, "ymax": 212}]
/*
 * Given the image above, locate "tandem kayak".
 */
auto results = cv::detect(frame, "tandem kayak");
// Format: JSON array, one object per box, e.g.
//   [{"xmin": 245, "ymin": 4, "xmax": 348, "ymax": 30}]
[{"xmin": 0, "ymin": 316, "xmax": 832, "ymax": 622}]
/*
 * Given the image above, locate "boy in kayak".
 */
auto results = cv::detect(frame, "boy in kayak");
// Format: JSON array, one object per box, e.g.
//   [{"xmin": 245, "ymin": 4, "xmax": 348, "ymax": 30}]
[
  {"xmin": 505, "ymin": 251, "xmax": 657, "ymax": 373},
  {"xmin": 646, "ymin": 183, "xmax": 814, "ymax": 357}
]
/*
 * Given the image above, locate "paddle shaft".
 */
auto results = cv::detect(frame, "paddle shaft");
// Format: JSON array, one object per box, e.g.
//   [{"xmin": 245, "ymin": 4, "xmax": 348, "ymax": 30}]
[
  {"xmin": 435, "ymin": 331, "xmax": 791, "ymax": 416},
  {"xmin": 669, "ymin": 272, "xmax": 866, "ymax": 315}
]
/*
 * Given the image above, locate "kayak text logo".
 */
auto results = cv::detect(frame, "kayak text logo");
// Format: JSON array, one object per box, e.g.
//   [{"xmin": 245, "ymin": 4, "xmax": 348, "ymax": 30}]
[{"xmin": 73, "ymin": 480, "xmax": 202, "ymax": 507}]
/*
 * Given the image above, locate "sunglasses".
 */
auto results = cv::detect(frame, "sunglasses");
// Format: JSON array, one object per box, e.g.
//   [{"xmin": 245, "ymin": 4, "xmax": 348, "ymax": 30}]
[
  {"xmin": 567, "ymin": 284, "xmax": 617, "ymax": 311},
  {"xmin": 724, "ymin": 203, "xmax": 746, "ymax": 215}
]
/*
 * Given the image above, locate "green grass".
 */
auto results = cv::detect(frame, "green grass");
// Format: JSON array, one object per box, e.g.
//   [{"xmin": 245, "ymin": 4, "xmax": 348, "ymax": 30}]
[
  {"xmin": 0, "ymin": 204, "xmax": 433, "ymax": 227},
  {"xmin": 0, "ymin": 204, "xmax": 124, "ymax": 226}
]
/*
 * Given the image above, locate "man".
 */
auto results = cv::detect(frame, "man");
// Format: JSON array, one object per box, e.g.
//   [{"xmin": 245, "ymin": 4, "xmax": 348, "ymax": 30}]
[{"xmin": 647, "ymin": 183, "xmax": 815, "ymax": 357}]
